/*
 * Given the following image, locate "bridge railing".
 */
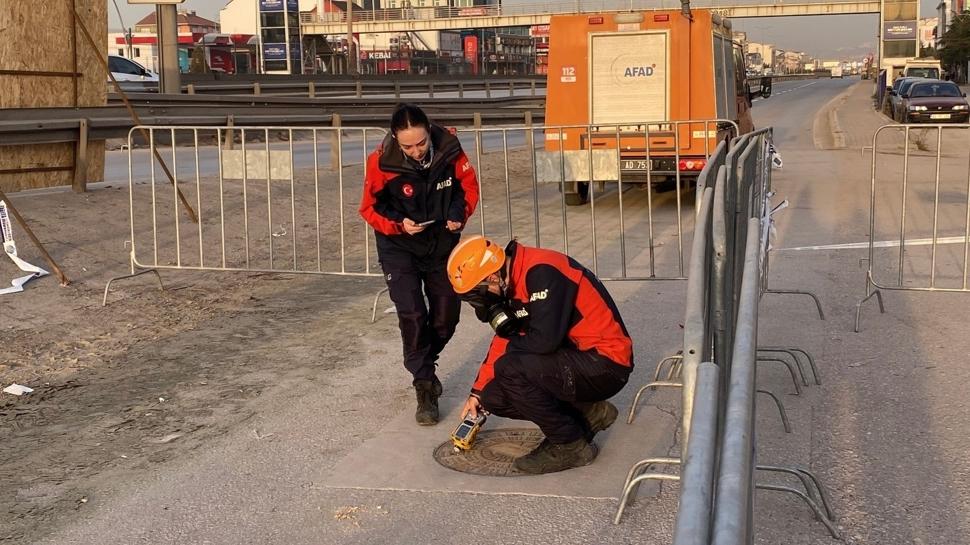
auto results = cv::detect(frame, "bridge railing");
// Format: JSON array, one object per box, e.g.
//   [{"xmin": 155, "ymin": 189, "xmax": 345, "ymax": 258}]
[{"xmin": 300, "ymin": 1, "xmax": 877, "ymax": 25}]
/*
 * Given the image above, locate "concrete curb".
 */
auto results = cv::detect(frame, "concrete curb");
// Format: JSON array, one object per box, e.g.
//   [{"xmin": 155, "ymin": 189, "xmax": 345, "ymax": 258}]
[{"xmin": 812, "ymin": 81, "xmax": 859, "ymax": 150}]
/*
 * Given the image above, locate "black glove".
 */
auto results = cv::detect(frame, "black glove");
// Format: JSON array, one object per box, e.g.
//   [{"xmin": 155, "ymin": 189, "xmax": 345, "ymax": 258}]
[{"xmin": 489, "ymin": 305, "xmax": 521, "ymax": 338}]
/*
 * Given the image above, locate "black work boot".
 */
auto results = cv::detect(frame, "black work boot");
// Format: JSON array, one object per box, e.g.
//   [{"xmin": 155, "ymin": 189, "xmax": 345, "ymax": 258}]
[
  {"xmin": 413, "ymin": 377, "xmax": 442, "ymax": 426},
  {"xmin": 574, "ymin": 400, "xmax": 619, "ymax": 441},
  {"xmin": 513, "ymin": 437, "xmax": 598, "ymax": 475}
]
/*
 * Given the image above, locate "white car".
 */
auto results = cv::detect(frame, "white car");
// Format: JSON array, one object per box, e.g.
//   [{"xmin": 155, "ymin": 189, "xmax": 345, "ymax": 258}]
[{"xmin": 107, "ymin": 55, "xmax": 158, "ymax": 82}]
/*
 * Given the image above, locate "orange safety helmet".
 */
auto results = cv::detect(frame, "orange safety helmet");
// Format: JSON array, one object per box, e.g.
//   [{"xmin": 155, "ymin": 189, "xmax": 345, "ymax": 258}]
[{"xmin": 447, "ymin": 235, "xmax": 506, "ymax": 294}]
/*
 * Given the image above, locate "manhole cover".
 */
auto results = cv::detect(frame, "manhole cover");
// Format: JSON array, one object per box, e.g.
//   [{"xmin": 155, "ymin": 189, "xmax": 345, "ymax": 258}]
[{"xmin": 433, "ymin": 428, "xmax": 544, "ymax": 477}]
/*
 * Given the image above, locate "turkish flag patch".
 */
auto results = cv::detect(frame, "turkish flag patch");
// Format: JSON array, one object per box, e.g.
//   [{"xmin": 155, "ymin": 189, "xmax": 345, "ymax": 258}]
[{"xmin": 402, "ymin": 184, "xmax": 414, "ymax": 197}]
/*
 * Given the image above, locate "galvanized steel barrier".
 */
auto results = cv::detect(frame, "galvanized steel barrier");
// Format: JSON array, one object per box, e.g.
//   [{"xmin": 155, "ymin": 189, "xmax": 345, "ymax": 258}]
[
  {"xmin": 855, "ymin": 123, "xmax": 970, "ymax": 332},
  {"xmin": 617, "ymin": 128, "xmax": 837, "ymax": 543},
  {"xmin": 104, "ymin": 119, "xmax": 735, "ymax": 304}
]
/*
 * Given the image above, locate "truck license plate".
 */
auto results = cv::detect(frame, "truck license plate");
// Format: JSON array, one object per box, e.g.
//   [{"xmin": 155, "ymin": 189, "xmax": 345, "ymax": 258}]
[
  {"xmin": 622, "ymin": 160, "xmax": 649, "ymax": 170},
  {"xmin": 930, "ymin": 113, "xmax": 951, "ymax": 120}
]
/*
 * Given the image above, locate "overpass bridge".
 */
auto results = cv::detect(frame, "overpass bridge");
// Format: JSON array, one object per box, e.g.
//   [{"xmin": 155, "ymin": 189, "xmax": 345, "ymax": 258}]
[{"xmin": 301, "ymin": 0, "xmax": 880, "ymax": 35}]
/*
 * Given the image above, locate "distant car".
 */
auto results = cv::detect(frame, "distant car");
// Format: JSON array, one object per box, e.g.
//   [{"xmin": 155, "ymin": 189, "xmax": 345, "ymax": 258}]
[
  {"xmin": 830, "ymin": 66, "xmax": 844, "ymax": 78},
  {"xmin": 107, "ymin": 55, "xmax": 158, "ymax": 82},
  {"xmin": 888, "ymin": 78, "xmax": 924, "ymax": 121},
  {"xmin": 899, "ymin": 81, "xmax": 970, "ymax": 124}
]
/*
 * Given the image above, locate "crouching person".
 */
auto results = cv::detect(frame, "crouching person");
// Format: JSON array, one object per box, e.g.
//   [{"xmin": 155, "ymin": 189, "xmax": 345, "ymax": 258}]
[{"xmin": 446, "ymin": 236, "xmax": 634, "ymax": 474}]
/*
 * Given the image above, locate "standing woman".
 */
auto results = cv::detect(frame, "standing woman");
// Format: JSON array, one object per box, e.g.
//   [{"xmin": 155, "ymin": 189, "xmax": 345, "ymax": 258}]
[{"xmin": 359, "ymin": 104, "xmax": 480, "ymax": 425}]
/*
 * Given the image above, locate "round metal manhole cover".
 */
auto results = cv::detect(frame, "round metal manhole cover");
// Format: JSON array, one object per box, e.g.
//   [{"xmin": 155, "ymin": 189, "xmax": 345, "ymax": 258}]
[{"xmin": 433, "ymin": 428, "xmax": 544, "ymax": 477}]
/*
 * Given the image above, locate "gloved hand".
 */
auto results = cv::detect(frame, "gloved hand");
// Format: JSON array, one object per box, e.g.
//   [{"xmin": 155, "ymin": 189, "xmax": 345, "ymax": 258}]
[{"xmin": 490, "ymin": 306, "xmax": 521, "ymax": 338}]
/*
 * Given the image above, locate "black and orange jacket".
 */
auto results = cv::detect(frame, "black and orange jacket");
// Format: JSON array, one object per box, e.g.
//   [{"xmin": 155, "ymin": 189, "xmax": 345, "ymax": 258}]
[
  {"xmin": 471, "ymin": 241, "xmax": 634, "ymax": 394},
  {"xmin": 359, "ymin": 124, "xmax": 478, "ymax": 257}
]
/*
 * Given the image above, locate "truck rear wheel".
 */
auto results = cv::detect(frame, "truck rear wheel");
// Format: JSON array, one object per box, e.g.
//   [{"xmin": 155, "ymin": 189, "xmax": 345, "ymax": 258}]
[{"xmin": 564, "ymin": 182, "xmax": 589, "ymax": 206}]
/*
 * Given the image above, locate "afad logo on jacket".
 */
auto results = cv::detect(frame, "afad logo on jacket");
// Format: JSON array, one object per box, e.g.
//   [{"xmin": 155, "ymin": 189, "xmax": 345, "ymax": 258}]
[{"xmin": 402, "ymin": 183, "xmax": 414, "ymax": 197}]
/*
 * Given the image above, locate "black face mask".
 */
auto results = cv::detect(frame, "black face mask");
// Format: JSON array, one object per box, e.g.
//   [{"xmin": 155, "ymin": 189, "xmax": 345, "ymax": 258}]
[{"xmin": 459, "ymin": 284, "xmax": 520, "ymax": 338}]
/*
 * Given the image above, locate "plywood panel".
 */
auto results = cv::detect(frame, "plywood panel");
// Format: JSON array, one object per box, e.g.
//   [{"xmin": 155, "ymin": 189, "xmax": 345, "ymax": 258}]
[
  {"xmin": 0, "ymin": 0, "xmax": 107, "ymax": 191},
  {"xmin": 0, "ymin": 142, "xmax": 105, "ymax": 192}
]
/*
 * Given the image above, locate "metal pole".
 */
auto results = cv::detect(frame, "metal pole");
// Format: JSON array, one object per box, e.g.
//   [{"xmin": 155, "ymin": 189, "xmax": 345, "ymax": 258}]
[
  {"xmin": 347, "ymin": 0, "xmax": 357, "ymax": 74},
  {"xmin": 157, "ymin": 4, "xmax": 180, "ymax": 94},
  {"xmin": 672, "ymin": 362, "xmax": 720, "ymax": 545},
  {"xmin": 681, "ymin": 187, "xmax": 714, "ymax": 453},
  {"xmin": 711, "ymin": 219, "xmax": 762, "ymax": 545}
]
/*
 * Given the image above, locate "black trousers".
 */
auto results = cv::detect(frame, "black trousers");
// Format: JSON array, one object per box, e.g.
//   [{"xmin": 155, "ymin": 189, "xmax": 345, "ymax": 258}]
[
  {"xmin": 479, "ymin": 347, "xmax": 631, "ymax": 443},
  {"xmin": 380, "ymin": 250, "xmax": 461, "ymax": 383}
]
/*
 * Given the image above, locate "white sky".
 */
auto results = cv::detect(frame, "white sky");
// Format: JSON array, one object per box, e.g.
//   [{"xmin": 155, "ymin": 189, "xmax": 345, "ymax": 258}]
[{"xmin": 107, "ymin": 0, "xmax": 941, "ymax": 60}]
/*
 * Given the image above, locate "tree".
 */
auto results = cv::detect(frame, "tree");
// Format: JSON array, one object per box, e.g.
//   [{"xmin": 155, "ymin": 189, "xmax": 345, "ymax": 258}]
[{"xmin": 939, "ymin": 11, "xmax": 970, "ymax": 80}]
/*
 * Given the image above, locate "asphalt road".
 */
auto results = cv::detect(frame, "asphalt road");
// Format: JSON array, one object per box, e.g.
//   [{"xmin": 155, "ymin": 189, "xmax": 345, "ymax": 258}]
[
  {"xmin": 102, "ymin": 130, "xmax": 532, "ymax": 185},
  {"xmin": 752, "ymin": 77, "xmax": 856, "ymax": 146}
]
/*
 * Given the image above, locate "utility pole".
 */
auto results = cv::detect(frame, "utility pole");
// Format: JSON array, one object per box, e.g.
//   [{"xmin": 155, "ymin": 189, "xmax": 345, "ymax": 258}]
[
  {"xmin": 156, "ymin": 4, "xmax": 180, "ymax": 94},
  {"xmin": 346, "ymin": 0, "xmax": 357, "ymax": 74}
]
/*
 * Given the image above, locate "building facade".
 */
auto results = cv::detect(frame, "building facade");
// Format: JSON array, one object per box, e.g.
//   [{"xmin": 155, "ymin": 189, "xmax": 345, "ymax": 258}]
[{"xmin": 111, "ymin": 10, "xmax": 220, "ymax": 73}]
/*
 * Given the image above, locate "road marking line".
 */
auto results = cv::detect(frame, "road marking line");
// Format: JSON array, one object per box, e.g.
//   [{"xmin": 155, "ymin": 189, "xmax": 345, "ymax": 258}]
[{"xmin": 778, "ymin": 236, "xmax": 970, "ymax": 251}]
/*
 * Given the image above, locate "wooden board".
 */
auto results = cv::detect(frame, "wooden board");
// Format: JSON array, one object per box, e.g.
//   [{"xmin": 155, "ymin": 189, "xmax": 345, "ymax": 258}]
[{"xmin": 0, "ymin": 0, "xmax": 107, "ymax": 191}]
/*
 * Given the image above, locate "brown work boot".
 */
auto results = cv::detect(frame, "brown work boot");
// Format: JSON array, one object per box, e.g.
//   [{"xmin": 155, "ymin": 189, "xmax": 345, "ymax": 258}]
[
  {"xmin": 413, "ymin": 377, "xmax": 442, "ymax": 426},
  {"xmin": 513, "ymin": 437, "xmax": 598, "ymax": 475},
  {"xmin": 574, "ymin": 400, "xmax": 619, "ymax": 441}
]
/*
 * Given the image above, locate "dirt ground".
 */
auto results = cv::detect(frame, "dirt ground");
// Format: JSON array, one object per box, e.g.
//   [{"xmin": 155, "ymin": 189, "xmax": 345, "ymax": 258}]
[{"xmin": 0, "ymin": 190, "xmax": 384, "ymax": 543}]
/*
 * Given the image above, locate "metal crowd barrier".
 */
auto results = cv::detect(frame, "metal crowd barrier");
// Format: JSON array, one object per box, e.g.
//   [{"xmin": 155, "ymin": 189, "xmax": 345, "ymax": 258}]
[
  {"xmin": 105, "ymin": 119, "xmax": 733, "ymax": 305},
  {"xmin": 103, "ymin": 125, "xmax": 389, "ymax": 304},
  {"xmin": 855, "ymin": 123, "xmax": 970, "ymax": 332},
  {"xmin": 617, "ymin": 128, "xmax": 836, "ymax": 542}
]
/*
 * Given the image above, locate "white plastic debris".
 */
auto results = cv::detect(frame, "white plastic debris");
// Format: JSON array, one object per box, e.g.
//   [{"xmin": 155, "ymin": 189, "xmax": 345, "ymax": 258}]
[
  {"xmin": 3, "ymin": 383, "xmax": 34, "ymax": 396},
  {"xmin": 768, "ymin": 143, "xmax": 784, "ymax": 169},
  {"xmin": 0, "ymin": 201, "xmax": 49, "ymax": 295}
]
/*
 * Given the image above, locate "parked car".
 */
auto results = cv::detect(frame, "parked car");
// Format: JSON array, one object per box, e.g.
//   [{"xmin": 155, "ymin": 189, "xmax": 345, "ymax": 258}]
[
  {"xmin": 899, "ymin": 81, "xmax": 970, "ymax": 124},
  {"xmin": 107, "ymin": 55, "xmax": 158, "ymax": 82},
  {"xmin": 888, "ymin": 78, "xmax": 926, "ymax": 121}
]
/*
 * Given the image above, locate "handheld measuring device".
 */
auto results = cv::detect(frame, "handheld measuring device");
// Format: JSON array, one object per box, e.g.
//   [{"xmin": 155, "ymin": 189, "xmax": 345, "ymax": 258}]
[{"xmin": 450, "ymin": 412, "xmax": 487, "ymax": 452}]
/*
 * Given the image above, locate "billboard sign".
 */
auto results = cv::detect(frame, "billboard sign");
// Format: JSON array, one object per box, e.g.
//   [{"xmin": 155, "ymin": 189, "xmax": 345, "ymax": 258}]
[
  {"xmin": 440, "ymin": 31, "xmax": 461, "ymax": 52},
  {"xmin": 259, "ymin": 0, "xmax": 284, "ymax": 12},
  {"xmin": 464, "ymin": 35, "xmax": 479, "ymax": 75},
  {"xmin": 263, "ymin": 43, "xmax": 287, "ymax": 60},
  {"xmin": 883, "ymin": 21, "xmax": 917, "ymax": 40},
  {"xmin": 530, "ymin": 24, "xmax": 550, "ymax": 38}
]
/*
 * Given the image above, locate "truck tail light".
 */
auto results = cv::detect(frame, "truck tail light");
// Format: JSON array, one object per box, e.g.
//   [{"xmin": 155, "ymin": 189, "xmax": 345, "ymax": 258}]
[{"xmin": 678, "ymin": 159, "xmax": 707, "ymax": 171}]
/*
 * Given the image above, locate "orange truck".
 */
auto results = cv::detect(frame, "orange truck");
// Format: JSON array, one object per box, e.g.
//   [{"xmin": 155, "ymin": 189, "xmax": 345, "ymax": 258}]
[{"xmin": 536, "ymin": 8, "xmax": 767, "ymax": 204}]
